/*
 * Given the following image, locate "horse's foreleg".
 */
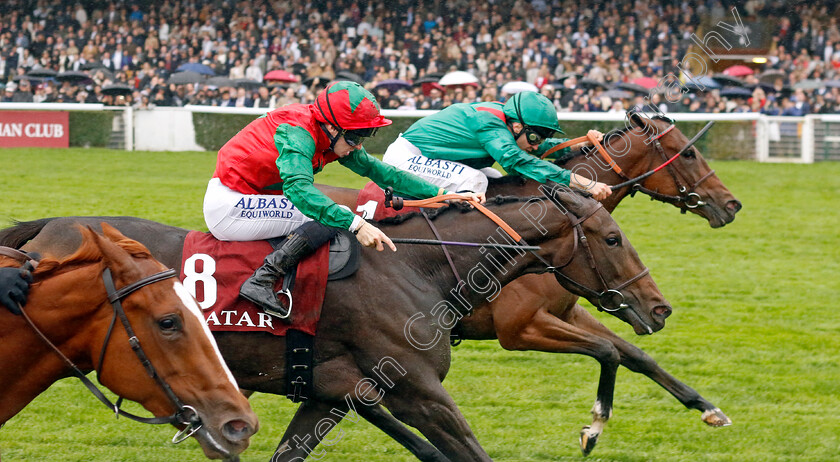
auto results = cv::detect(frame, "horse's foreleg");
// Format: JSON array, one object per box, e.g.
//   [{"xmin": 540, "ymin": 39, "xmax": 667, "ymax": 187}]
[
  {"xmin": 562, "ymin": 304, "xmax": 732, "ymax": 427},
  {"xmin": 382, "ymin": 377, "xmax": 493, "ymax": 462},
  {"xmin": 494, "ymin": 307, "xmax": 621, "ymax": 456},
  {"xmin": 357, "ymin": 403, "xmax": 451, "ymax": 462},
  {"xmin": 271, "ymin": 400, "xmax": 337, "ymax": 461}
]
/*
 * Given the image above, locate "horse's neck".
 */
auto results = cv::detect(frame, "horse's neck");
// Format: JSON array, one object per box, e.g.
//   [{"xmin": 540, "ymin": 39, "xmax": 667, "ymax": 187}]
[
  {"xmin": 396, "ymin": 202, "xmax": 566, "ymax": 309},
  {"xmin": 560, "ymin": 143, "xmax": 655, "ymax": 213}
]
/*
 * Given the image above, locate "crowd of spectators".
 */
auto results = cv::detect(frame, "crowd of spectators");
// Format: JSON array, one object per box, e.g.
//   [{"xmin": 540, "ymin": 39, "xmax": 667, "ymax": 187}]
[{"xmin": 1, "ymin": 0, "xmax": 839, "ymax": 115}]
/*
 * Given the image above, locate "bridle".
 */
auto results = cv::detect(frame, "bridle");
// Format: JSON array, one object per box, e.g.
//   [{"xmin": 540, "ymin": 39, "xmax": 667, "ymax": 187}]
[
  {"xmin": 542, "ymin": 117, "xmax": 717, "ymax": 213},
  {"xmin": 527, "ymin": 194, "xmax": 649, "ymax": 312},
  {"xmin": 611, "ymin": 119, "xmax": 717, "ymax": 213},
  {"xmin": 384, "ymin": 190, "xmax": 650, "ymax": 313},
  {"xmin": 3, "ymin": 247, "xmax": 219, "ymax": 450}
]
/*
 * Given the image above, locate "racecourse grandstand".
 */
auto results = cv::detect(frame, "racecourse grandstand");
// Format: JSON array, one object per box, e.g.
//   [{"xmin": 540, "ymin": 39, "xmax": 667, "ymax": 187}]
[{"xmin": 0, "ymin": 0, "xmax": 838, "ymax": 114}]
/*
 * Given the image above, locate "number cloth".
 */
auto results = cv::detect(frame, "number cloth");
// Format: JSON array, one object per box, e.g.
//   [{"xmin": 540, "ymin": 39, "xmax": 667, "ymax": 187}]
[{"xmin": 180, "ymin": 231, "xmax": 329, "ymax": 336}]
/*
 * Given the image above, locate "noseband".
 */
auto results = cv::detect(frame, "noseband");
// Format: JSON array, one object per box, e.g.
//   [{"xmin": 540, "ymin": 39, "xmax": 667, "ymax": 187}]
[{"xmin": 8, "ymin": 248, "xmax": 213, "ymax": 447}]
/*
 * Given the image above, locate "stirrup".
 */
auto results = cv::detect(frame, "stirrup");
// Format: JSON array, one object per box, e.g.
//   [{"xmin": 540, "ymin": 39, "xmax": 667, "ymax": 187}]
[{"xmin": 263, "ymin": 288, "xmax": 293, "ymax": 319}]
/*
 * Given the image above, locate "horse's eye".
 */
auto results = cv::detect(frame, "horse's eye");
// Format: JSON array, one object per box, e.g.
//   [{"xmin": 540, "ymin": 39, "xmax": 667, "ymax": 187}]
[
  {"xmin": 683, "ymin": 148, "xmax": 696, "ymax": 159},
  {"xmin": 158, "ymin": 315, "xmax": 182, "ymax": 332},
  {"xmin": 605, "ymin": 236, "xmax": 621, "ymax": 247}
]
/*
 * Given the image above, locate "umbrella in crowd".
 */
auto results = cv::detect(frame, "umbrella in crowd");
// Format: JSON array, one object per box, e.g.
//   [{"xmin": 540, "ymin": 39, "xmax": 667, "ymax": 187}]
[
  {"xmin": 302, "ymin": 75, "xmax": 330, "ymax": 88},
  {"xmin": 613, "ymin": 81, "xmax": 649, "ymax": 95},
  {"xmin": 758, "ymin": 70, "xmax": 786, "ymax": 84},
  {"xmin": 439, "ymin": 71, "xmax": 479, "ymax": 87},
  {"xmin": 101, "ymin": 83, "xmax": 134, "ymax": 96},
  {"xmin": 234, "ymin": 78, "xmax": 262, "ymax": 89},
  {"xmin": 554, "ymin": 71, "xmax": 583, "ymax": 82},
  {"xmin": 80, "ymin": 61, "xmax": 108, "ymax": 71},
  {"xmin": 263, "ymin": 70, "xmax": 299, "ymax": 83},
  {"xmin": 13, "ymin": 75, "xmax": 40, "ymax": 83},
  {"xmin": 413, "ymin": 75, "xmax": 442, "ymax": 85},
  {"xmin": 603, "ymin": 89, "xmax": 634, "ymax": 99},
  {"xmin": 577, "ymin": 78, "xmax": 609, "ymax": 90},
  {"xmin": 719, "ymin": 87, "xmax": 753, "ymax": 98},
  {"xmin": 631, "ymin": 77, "xmax": 660, "ymax": 90},
  {"xmin": 334, "ymin": 70, "xmax": 365, "ymax": 85},
  {"xmin": 206, "ymin": 76, "xmax": 235, "ymax": 88},
  {"xmin": 684, "ymin": 75, "xmax": 721, "ymax": 92},
  {"xmin": 500, "ymin": 81, "xmax": 539, "ymax": 94},
  {"xmin": 168, "ymin": 71, "xmax": 204, "ymax": 85},
  {"xmin": 723, "ymin": 64, "xmax": 754, "ymax": 77},
  {"xmin": 712, "ymin": 73, "xmax": 746, "ymax": 87},
  {"xmin": 374, "ymin": 79, "xmax": 411, "ymax": 92},
  {"xmin": 56, "ymin": 70, "xmax": 92, "ymax": 82},
  {"xmin": 419, "ymin": 82, "xmax": 445, "ymax": 96},
  {"xmin": 26, "ymin": 68, "xmax": 57, "ymax": 78},
  {"xmin": 793, "ymin": 79, "xmax": 824, "ymax": 91},
  {"xmin": 176, "ymin": 62, "xmax": 216, "ymax": 76}
]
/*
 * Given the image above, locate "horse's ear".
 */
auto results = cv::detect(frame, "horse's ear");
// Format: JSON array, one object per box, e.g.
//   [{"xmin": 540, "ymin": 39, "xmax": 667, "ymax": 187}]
[
  {"xmin": 87, "ymin": 225, "xmax": 135, "ymax": 274},
  {"xmin": 627, "ymin": 109, "xmax": 646, "ymax": 130},
  {"xmin": 543, "ymin": 181, "xmax": 588, "ymax": 217},
  {"xmin": 100, "ymin": 222, "xmax": 129, "ymax": 243}
]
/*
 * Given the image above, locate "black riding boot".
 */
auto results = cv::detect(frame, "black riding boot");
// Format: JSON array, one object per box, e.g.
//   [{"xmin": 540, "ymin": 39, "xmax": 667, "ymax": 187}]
[{"xmin": 239, "ymin": 222, "xmax": 338, "ymax": 318}]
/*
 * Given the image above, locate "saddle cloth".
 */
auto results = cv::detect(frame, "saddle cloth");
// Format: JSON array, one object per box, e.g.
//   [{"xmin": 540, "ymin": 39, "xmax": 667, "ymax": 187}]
[
  {"xmin": 355, "ymin": 181, "xmax": 420, "ymax": 221},
  {"xmin": 180, "ymin": 231, "xmax": 329, "ymax": 336}
]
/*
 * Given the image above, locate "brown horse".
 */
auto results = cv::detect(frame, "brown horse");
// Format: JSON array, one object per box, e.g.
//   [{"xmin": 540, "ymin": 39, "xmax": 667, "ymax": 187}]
[
  {"xmin": 316, "ymin": 113, "xmax": 740, "ymax": 455},
  {"xmin": 0, "ymin": 224, "xmax": 258, "ymax": 460},
  {"xmin": 0, "ymin": 187, "xmax": 670, "ymax": 461}
]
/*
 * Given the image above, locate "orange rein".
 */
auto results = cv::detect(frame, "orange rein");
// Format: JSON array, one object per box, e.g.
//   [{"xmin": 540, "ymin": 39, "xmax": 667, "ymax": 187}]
[
  {"xmin": 540, "ymin": 132, "xmax": 623, "ymax": 175},
  {"xmin": 398, "ymin": 194, "xmax": 523, "ymax": 243}
]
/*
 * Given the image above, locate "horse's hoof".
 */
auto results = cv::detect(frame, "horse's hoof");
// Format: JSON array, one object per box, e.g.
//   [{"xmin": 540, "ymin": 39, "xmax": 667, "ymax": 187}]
[
  {"xmin": 701, "ymin": 408, "xmax": 732, "ymax": 427},
  {"xmin": 579, "ymin": 425, "xmax": 600, "ymax": 456}
]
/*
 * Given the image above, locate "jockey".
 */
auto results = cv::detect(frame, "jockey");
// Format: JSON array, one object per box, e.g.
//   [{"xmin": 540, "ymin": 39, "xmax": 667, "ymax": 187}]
[
  {"xmin": 204, "ymin": 81, "xmax": 480, "ymax": 319},
  {"xmin": 0, "ymin": 265, "xmax": 33, "ymax": 315},
  {"xmin": 382, "ymin": 91, "xmax": 612, "ymax": 199}
]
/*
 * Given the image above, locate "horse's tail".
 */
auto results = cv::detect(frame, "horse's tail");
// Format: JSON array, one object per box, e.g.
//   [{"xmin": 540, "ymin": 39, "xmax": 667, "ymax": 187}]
[{"xmin": 0, "ymin": 218, "xmax": 57, "ymax": 249}]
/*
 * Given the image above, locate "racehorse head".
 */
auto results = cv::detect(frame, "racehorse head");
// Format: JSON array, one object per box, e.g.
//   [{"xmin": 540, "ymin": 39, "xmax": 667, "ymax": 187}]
[
  {"xmin": 615, "ymin": 112, "xmax": 742, "ymax": 228},
  {"xmin": 526, "ymin": 185, "xmax": 672, "ymax": 334},
  {"xmin": 25, "ymin": 224, "xmax": 258, "ymax": 459}
]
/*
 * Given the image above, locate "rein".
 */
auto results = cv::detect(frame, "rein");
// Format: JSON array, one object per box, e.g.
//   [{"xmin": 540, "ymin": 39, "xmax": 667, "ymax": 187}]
[
  {"xmin": 3, "ymin": 247, "xmax": 210, "ymax": 447},
  {"xmin": 382, "ymin": 190, "xmax": 648, "ymax": 313}
]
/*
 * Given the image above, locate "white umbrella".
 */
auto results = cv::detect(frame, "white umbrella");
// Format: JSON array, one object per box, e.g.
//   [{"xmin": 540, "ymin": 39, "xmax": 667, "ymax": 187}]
[
  {"xmin": 500, "ymin": 81, "xmax": 539, "ymax": 94},
  {"xmin": 439, "ymin": 71, "xmax": 480, "ymax": 86}
]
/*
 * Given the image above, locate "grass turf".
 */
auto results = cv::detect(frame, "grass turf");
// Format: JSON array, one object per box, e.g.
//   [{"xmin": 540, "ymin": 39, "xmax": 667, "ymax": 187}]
[{"xmin": 0, "ymin": 147, "xmax": 838, "ymax": 461}]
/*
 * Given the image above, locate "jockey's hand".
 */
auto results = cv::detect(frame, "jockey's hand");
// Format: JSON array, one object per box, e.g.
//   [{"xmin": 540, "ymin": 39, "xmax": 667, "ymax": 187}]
[
  {"xmin": 355, "ymin": 222, "xmax": 397, "ymax": 252},
  {"xmin": 447, "ymin": 192, "xmax": 486, "ymax": 205},
  {"xmin": 588, "ymin": 181, "xmax": 612, "ymax": 201},
  {"xmin": 0, "ymin": 266, "xmax": 33, "ymax": 315},
  {"xmin": 574, "ymin": 130, "xmax": 606, "ymax": 150}
]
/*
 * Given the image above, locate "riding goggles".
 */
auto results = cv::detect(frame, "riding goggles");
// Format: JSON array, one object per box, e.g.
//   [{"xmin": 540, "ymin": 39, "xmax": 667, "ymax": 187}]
[
  {"xmin": 522, "ymin": 125, "xmax": 555, "ymax": 146},
  {"xmin": 342, "ymin": 127, "xmax": 379, "ymax": 147}
]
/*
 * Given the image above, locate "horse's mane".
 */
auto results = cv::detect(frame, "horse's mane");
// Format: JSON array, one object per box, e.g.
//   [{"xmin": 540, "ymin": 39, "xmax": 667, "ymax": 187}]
[
  {"xmin": 33, "ymin": 226, "xmax": 152, "ymax": 275},
  {"xmin": 376, "ymin": 195, "xmax": 542, "ymax": 226}
]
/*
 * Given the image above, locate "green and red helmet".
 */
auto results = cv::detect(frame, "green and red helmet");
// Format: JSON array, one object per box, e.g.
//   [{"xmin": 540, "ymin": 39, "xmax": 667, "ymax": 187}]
[
  {"xmin": 502, "ymin": 91, "xmax": 564, "ymax": 135},
  {"xmin": 314, "ymin": 81, "xmax": 392, "ymax": 130}
]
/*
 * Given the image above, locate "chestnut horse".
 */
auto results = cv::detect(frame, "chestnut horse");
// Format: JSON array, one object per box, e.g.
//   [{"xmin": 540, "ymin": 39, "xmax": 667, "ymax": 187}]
[
  {"xmin": 0, "ymin": 187, "xmax": 670, "ymax": 461},
  {"xmin": 0, "ymin": 224, "xmax": 257, "ymax": 460},
  {"xmin": 316, "ymin": 113, "xmax": 740, "ymax": 455}
]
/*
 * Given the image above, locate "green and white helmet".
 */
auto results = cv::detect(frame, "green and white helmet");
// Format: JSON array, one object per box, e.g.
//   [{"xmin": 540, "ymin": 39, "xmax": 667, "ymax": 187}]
[{"xmin": 502, "ymin": 91, "xmax": 564, "ymax": 136}]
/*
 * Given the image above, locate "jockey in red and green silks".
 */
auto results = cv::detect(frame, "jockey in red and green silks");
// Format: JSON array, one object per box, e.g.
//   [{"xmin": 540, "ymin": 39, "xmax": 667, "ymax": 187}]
[
  {"xmin": 203, "ymin": 81, "xmax": 480, "ymax": 319},
  {"xmin": 383, "ymin": 91, "xmax": 612, "ymax": 200}
]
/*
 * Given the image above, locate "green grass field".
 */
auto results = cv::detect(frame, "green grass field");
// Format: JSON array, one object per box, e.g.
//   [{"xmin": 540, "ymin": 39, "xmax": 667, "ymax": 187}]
[{"xmin": 0, "ymin": 147, "xmax": 838, "ymax": 461}]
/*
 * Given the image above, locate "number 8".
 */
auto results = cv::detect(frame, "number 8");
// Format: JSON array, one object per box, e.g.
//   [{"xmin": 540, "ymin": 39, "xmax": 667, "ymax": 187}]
[{"xmin": 183, "ymin": 253, "xmax": 217, "ymax": 310}]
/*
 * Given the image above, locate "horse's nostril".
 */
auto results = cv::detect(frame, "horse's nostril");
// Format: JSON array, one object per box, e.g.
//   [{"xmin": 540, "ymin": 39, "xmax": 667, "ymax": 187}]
[
  {"xmin": 726, "ymin": 200, "xmax": 742, "ymax": 213},
  {"xmin": 653, "ymin": 305, "xmax": 672, "ymax": 319},
  {"xmin": 223, "ymin": 419, "xmax": 254, "ymax": 442}
]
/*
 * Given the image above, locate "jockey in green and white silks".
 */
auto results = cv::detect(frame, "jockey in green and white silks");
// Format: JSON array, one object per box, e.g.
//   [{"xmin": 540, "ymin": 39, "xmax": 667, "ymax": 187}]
[
  {"xmin": 204, "ymin": 81, "xmax": 480, "ymax": 319},
  {"xmin": 383, "ymin": 91, "xmax": 612, "ymax": 199}
]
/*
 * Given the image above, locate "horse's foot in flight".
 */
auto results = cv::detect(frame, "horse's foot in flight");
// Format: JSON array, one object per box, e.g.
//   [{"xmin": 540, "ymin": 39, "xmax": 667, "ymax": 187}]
[
  {"xmin": 579, "ymin": 425, "xmax": 600, "ymax": 456},
  {"xmin": 701, "ymin": 408, "xmax": 732, "ymax": 427}
]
